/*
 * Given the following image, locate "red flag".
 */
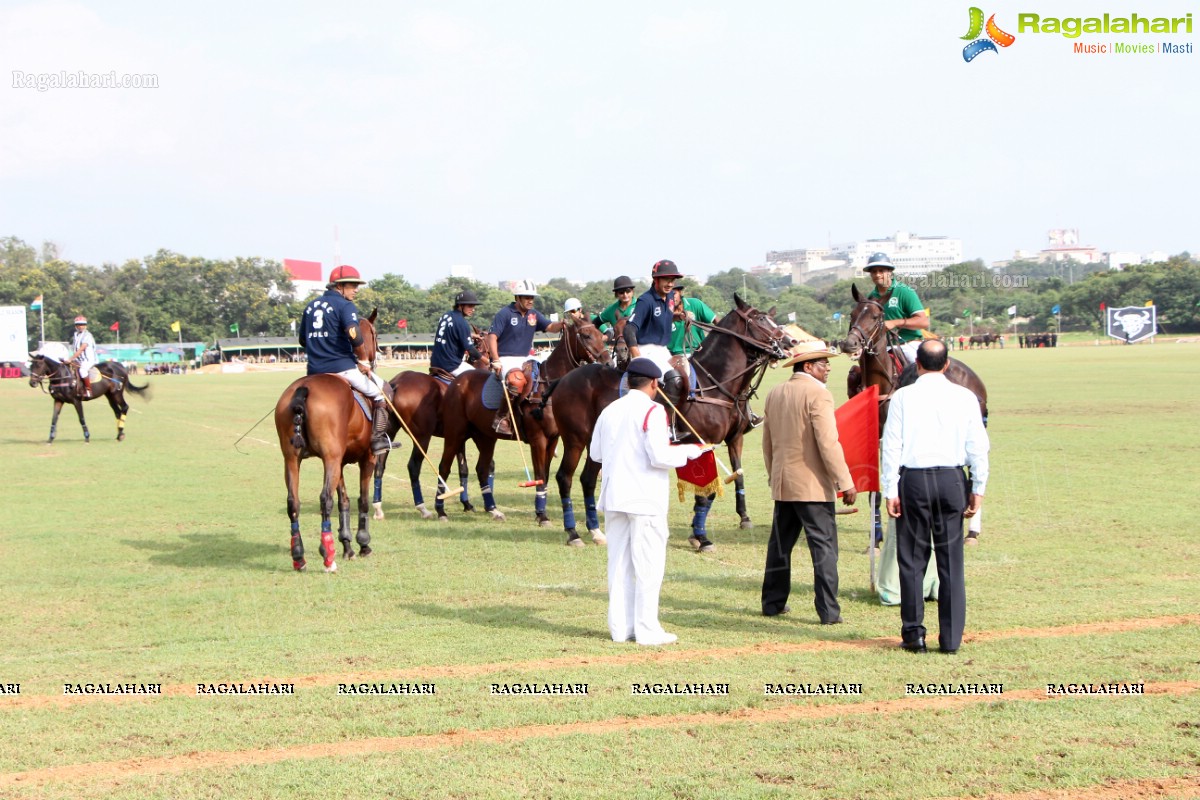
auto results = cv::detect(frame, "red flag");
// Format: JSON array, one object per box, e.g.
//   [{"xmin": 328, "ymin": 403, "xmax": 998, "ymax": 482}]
[
  {"xmin": 834, "ymin": 384, "xmax": 879, "ymax": 492},
  {"xmin": 1100, "ymin": 302, "xmax": 1106, "ymax": 311},
  {"xmin": 110, "ymin": 321, "xmax": 120, "ymax": 332},
  {"xmin": 396, "ymin": 319, "xmax": 407, "ymax": 330},
  {"xmin": 675, "ymin": 448, "xmax": 723, "ymax": 501}
]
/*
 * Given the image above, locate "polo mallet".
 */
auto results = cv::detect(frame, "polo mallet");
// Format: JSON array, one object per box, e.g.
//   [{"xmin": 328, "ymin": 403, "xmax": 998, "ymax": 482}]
[
  {"xmin": 501, "ymin": 378, "xmax": 542, "ymax": 488},
  {"xmin": 374, "ymin": 376, "xmax": 462, "ymax": 501},
  {"xmin": 655, "ymin": 387, "xmax": 741, "ymax": 484}
]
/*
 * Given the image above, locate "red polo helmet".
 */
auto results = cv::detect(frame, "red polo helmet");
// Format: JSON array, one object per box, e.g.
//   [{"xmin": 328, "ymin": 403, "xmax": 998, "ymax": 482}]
[
  {"xmin": 330, "ymin": 265, "xmax": 367, "ymax": 285},
  {"xmin": 74, "ymin": 315, "xmax": 88, "ymax": 325}
]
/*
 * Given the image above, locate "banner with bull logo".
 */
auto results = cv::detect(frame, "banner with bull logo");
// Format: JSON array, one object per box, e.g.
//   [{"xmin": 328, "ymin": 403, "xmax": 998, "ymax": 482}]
[{"xmin": 1106, "ymin": 305, "xmax": 1156, "ymax": 344}]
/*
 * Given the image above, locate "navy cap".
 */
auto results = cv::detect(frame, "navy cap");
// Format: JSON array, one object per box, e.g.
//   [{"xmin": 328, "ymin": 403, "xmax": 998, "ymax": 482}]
[{"xmin": 626, "ymin": 357, "xmax": 662, "ymax": 379}]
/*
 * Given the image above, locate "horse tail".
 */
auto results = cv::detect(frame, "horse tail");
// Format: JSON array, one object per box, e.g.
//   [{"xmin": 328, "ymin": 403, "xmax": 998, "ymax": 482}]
[
  {"xmin": 124, "ymin": 372, "xmax": 151, "ymax": 398},
  {"xmin": 290, "ymin": 386, "xmax": 310, "ymax": 449},
  {"xmin": 532, "ymin": 376, "xmax": 562, "ymax": 421}
]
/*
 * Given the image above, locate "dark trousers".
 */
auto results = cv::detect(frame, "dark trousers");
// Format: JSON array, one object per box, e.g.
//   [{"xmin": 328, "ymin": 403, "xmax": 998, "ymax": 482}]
[
  {"xmin": 897, "ymin": 468, "xmax": 968, "ymax": 650},
  {"xmin": 761, "ymin": 501, "xmax": 840, "ymax": 623}
]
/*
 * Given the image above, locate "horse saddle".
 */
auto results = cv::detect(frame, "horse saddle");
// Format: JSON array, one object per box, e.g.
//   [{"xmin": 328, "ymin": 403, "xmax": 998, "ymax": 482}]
[
  {"xmin": 86, "ymin": 366, "xmax": 102, "ymax": 382},
  {"xmin": 428, "ymin": 366, "xmax": 455, "ymax": 386}
]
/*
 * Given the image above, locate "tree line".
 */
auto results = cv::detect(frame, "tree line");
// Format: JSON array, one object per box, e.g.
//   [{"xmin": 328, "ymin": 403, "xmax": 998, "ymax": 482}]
[{"xmin": 2, "ymin": 235, "xmax": 1196, "ymax": 346}]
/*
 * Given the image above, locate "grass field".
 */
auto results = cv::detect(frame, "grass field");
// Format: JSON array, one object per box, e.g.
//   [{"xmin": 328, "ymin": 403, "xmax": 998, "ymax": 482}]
[{"xmin": 1, "ymin": 341, "xmax": 1198, "ymax": 799}]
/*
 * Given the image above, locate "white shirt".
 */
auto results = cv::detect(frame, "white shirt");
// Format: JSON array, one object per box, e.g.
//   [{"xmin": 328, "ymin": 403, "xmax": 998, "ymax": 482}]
[
  {"xmin": 590, "ymin": 388, "xmax": 704, "ymax": 516},
  {"xmin": 71, "ymin": 328, "xmax": 97, "ymax": 366},
  {"xmin": 881, "ymin": 372, "xmax": 989, "ymax": 499}
]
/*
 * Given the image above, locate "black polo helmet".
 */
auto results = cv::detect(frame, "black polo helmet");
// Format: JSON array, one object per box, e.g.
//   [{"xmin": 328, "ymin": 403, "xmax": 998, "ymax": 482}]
[
  {"xmin": 651, "ymin": 259, "xmax": 683, "ymax": 279},
  {"xmin": 454, "ymin": 289, "xmax": 481, "ymax": 306},
  {"xmin": 612, "ymin": 275, "xmax": 635, "ymax": 292}
]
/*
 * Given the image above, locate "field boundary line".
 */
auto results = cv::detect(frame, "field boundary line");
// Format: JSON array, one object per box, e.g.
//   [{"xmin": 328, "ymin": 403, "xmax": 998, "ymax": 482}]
[
  {"xmin": 1, "ymin": 681, "xmax": 1195, "ymax": 789},
  {"xmin": 2, "ymin": 613, "xmax": 1195, "ymax": 711}
]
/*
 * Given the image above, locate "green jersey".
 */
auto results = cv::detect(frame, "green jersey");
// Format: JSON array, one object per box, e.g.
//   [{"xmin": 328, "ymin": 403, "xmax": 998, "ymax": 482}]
[
  {"xmin": 669, "ymin": 297, "xmax": 717, "ymax": 355},
  {"xmin": 869, "ymin": 280, "xmax": 925, "ymax": 343},
  {"xmin": 596, "ymin": 300, "xmax": 635, "ymax": 333}
]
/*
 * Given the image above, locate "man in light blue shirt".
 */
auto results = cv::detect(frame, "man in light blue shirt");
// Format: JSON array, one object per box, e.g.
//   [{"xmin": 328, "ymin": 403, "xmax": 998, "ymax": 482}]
[{"xmin": 881, "ymin": 340, "xmax": 989, "ymax": 655}]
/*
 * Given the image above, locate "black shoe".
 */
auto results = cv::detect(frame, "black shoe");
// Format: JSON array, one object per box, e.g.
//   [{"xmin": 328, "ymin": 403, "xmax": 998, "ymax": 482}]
[
  {"xmin": 900, "ymin": 636, "xmax": 927, "ymax": 653},
  {"xmin": 939, "ymin": 647, "xmax": 959, "ymax": 655},
  {"xmin": 763, "ymin": 605, "xmax": 790, "ymax": 617},
  {"xmin": 821, "ymin": 617, "xmax": 844, "ymax": 626}
]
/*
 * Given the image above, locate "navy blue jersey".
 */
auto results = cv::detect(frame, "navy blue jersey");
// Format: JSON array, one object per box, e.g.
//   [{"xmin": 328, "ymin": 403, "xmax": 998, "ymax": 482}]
[
  {"xmin": 300, "ymin": 289, "xmax": 361, "ymax": 374},
  {"xmin": 431, "ymin": 310, "xmax": 476, "ymax": 371},
  {"xmin": 626, "ymin": 289, "xmax": 675, "ymax": 347},
  {"xmin": 490, "ymin": 303, "xmax": 550, "ymax": 357}
]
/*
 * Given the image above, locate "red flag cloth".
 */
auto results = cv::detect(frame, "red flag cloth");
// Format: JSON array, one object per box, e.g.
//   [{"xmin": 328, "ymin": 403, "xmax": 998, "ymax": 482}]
[
  {"xmin": 396, "ymin": 319, "xmax": 407, "ymax": 329},
  {"xmin": 1100, "ymin": 302, "xmax": 1106, "ymax": 311},
  {"xmin": 834, "ymin": 384, "xmax": 880, "ymax": 492},
  {"xmin": 675, "ymin": 448, "xmax": 723, "ymax": 501},
  {"xmin": 110, "ymin": 321, "xmax": 120, "ymax": 331}
]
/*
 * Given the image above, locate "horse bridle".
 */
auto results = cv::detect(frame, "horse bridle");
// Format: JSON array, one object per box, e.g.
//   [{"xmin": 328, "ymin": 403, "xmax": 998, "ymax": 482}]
[
  {"xmin": 29, "ymin": 356, "xmax": 72, "ymax": 394},
  {"xmin": 846, "ymin": 298, "xmax": 889, "ymax": 356},
  {"xmin": 685, "ymin": 307, "xmax": 791, "ymax": 412},
  {"xmin": 559, "ymin": 322, "xmax": 606, "ymax": 368}
]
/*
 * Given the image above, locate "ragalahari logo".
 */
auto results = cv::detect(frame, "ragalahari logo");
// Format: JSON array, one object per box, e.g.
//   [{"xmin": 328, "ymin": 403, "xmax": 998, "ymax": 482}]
[{"xmin": 962, "ymin": 7, "xmax": 1016, "ymax": 61}]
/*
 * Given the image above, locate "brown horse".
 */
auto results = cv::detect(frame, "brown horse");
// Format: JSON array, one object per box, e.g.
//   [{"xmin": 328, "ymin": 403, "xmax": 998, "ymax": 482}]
[
  {"xmin": 274, "ymin": 310, "xmax": 383, "ymax": 572},
  {"xmin": 540, "ymin": 295, "xmax": 795, "ymax": 545},
  {"xmin": 376, "ymin": 325, "xmax": 490, "ymax": 520},
  {"xmin": 843, "ymin": 285, "xmax": 989, "ymax": 544},
  {"xmin": 432, "ymin": 316, "xmax": 609, "ymax": 528},
  {"xmin": 29, "ymin": 353, "xmax": 149, "ymax": 442},
  {"xmin": 844, "ymin": 284, "xmax": 988, "ymax": 427}
]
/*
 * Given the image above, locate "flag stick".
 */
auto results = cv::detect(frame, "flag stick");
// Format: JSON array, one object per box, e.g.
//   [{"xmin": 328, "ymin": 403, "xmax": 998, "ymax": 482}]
[
  {"xmin": 655, "ymin": 386, "xmax": 740, "ymax": 483},
  {"xmin": 868, "ymin": 492, "xmax": 877, "ymax": 593}
]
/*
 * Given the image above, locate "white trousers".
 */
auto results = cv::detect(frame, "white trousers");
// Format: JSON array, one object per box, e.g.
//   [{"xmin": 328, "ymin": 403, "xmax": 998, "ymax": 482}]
[
  {"xmin": 76, "ymin": 359, "xmax": 97, "ymax": 380},
  {"xmin": 637, "ymin": 344, "xmax": 673, "ymax": 378},
  {"xmin": 605, "ymin": 511, "xmax": 670, "ymax": 643},
  {"xmin": 450, "ymin": 361, "xmax": 474, "ymax": 376},
  {"xmin": 897, "ymin": 340, "xmax": 920, "ymax": 366},
  {"xmin": 496, "ymin": 356, "xmax": 528, "ymax": 378},
  {"xmin": 336, "ymin": 367, "xmax": 385, "ymax": 400}
]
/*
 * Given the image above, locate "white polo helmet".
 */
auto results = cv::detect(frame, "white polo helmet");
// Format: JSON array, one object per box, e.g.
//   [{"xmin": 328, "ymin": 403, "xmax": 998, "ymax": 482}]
[
  {"xmin": 512, "ymin": 279, "xmax": 539, "ymax": 297},
  {"xmin": 564, "ymin": 297, "xmax": 582, "ymax": 312}
]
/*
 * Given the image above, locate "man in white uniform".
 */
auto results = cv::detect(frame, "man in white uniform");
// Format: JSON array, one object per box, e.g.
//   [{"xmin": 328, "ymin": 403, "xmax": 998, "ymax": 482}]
[
  {"xmin": 590, "ymin": 357, "xmax": 707, "ymax": 646},
  {"xmin": 67, "ymin": 315, "xmax": 98, "ymax": 397}
]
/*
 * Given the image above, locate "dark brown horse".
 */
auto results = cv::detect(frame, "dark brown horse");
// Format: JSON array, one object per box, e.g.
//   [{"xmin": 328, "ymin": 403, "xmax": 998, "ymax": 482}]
[
  {"xmin": 844, "ymin": 284, "xmax": 988, "ymax": 428},
  {"xmin": 540, "ymin": 295, "xmax": 795, "ymax": 545},
  {"xmin": 29, "ymin": 353, "xmax": 149, "ymax": 442},
  {"xmin": 376, "ymin": 325, "xmax": 490, "ymax": 520},
  {"xmin": 843, "ymin": 285, "xmax": 989, "ymax": 544},
  {"xmin": 433, "ymin": 316, "xmax": 609, "ymax": 529},
  {"xmin": 274, "ymin": 310, "xmax": 382, "ymax": 572}
]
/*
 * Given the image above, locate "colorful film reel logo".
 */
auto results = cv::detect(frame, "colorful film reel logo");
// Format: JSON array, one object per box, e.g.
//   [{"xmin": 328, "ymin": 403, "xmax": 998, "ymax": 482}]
[{"xmin": 962, "ymin": 7, "xmax": 1015, "ymax": 61}]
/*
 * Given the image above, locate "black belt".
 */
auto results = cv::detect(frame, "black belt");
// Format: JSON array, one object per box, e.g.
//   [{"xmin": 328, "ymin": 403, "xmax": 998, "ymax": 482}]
[{"xmin": 900, "ymin": 466, "xmax": 964, "ymax": 473}]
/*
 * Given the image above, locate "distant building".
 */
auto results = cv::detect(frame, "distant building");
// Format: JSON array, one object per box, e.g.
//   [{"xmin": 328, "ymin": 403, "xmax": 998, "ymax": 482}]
[
  {"xmin": 282, "ymin": 259, "xmax": 326, "ymax": 299},
  {"xmin": 773, "ymin": 231, "xmax": 962, "ymax": 286},
  {"xmin": 1036, "ymin": 229, "xmax": 1103, "ymax": 264}
]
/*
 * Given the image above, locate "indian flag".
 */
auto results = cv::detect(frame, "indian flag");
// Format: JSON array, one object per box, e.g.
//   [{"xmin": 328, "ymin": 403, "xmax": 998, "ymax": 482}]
[{"xmin": 30, "ymin": 294, "xmax": 42, "ymax": 310}]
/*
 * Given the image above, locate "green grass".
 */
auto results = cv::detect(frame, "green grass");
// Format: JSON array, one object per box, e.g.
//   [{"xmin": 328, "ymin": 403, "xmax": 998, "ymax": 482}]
[{"xmin": 1, "ymin": 344, "xmax": 1198, "ymax": 798}]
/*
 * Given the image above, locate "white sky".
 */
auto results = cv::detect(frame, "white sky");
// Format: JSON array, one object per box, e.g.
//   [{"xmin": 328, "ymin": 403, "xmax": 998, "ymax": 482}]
[{"xmin": 2, "ymin": 0, "xmax": 1196, "ymax": 285}]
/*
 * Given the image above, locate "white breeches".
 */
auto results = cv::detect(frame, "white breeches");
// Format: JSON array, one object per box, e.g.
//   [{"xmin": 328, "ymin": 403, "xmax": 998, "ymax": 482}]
[
  {"xmin": 77, "ymin": 360, "xmax": 97, "ymax": 380},
  {"xmin": 637, "ymin": 344, "xmax": 673, "ymax": 379},
  {"xmin": 450, "ymin": 361, "xmax": 474, "ymax": 376},
  {"xmin": 605, "ymin": 511, "xmax": 670, "ymax": 643},
  {"xmin": 496, "ymin": 356, "xmax": 528, "ymax": 378},
  {"xmin": 336, "ymin": 367, "xmax": 385, "ymax": 400}
]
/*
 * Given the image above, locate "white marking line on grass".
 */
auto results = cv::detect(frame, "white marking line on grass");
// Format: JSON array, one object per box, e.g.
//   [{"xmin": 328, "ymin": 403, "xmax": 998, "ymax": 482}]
[
  {"xmin": 0, "ymin": 682, "xmax": 1195, "ymax": 789},
  {"xmin": 1, "ymin": 614, "xmax": 1195, "ymax": 711}
]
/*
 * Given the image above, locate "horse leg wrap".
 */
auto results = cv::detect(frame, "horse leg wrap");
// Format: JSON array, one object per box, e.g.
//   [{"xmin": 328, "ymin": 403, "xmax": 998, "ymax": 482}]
[
  {"xmin": 373, "ymin": 475, "xmax": 383, "ymax": 504},
  {"xmin": 691, "ymin": 495, "xmax": 712, "ymax": 539},
  {"xmin": 411, "ymin": 480, "xmax": 425, "ymax": 507},
  {"xmin": 481, "ymin": 484, "xmax": 496, "ymax": 512},
  {"xmin": 320, "ymin": 530, "xmax": 336, "ymax": 570},
  {"xmin": 339, "ymin": 508, "xmax": 352, "ymax": 545},
  {"xmin": 584, "ymin": 496, "xmax": 599, "ymax": 532},
  {"xmin": 561, "ymin": 498, "xmax": 576, "ymax": 531},
  {"xmin": 290, "ymin": 522, "xmax": 305, "ymax": 570},
  {"xmin": 535, "ymin": 490, "xmax": 548, "ymax": 518},
  {"xmin": 118, "ymin": 414, "xmax": 126, "ymax": 431}
]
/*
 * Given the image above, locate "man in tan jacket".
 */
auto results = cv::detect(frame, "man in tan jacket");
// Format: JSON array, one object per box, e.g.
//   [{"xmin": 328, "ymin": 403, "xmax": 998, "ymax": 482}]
[{"xmin": 761, "ymin": 340, "xmax": 857, "ymax": 623}]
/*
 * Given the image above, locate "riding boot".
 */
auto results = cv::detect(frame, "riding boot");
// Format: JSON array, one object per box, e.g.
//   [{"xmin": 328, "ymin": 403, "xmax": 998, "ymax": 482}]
[
  {"xmin": 371, "ymin": 399, "xmax": 392, "ymax": 455},
  {"xmin": 663, "ymin": 369, "xmax": 685, "ymax": 407},
  {"xmin": 82, "ymin": 376, "xmax": 92, "ymax": 398},
  {"xmin": 846, "ymin": 366, "xmax": 862, "ymax": 399}
]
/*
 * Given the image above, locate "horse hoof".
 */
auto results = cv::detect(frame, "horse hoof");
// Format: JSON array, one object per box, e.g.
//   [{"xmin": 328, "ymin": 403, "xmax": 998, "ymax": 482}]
[
  {"xmin": 372, "ymin": 503, "xmax": 384, "ymax": 521},
  {"xmin": 438, "ymin": 516, "xmax": 450, "ymax": 524},
  {"xmin": 538, "ymin": 518, "xmax": 553, "ymax": 528},
  {"xmin": 589, "ymin": 529, "xmax": 607, "ymax": 545},
  {"xmin": 490, "ymin": 510, "xmax": 506, "ymax": 522},
  {"xmin": 462, "ymin": 503, "xmax": 476, "ymax": 513},
  {"xmin": 344, "ymin": 550, "xmax": 356, "ymax": 560},
  {"xmin": 117, "ymin": 433, "xmax": 125, "ymax": 442},
  {"xmin": 293, "ymin": 560, "xmax": 307, "ymax": 572},
  {"xmin": 965, "ymin": 536, "xmax": 979, "ymax": 546},
  {"xmin": 566, "ymin": 536, "xmax": 585, "ymax": 548},
  {"xmin": 418, "ymin": 505, "xmax": 434, "ymax": 520},
  {"xmin": 739, "ymin": 519, "xmax": 754, "ymax": 530},
  {"xmin": 324, "ymin": 562, "xmax": 338, "ymax": 573},
  {"xmin": 358, "ymin": 546, "xmax": 372, "ymax": 557}
]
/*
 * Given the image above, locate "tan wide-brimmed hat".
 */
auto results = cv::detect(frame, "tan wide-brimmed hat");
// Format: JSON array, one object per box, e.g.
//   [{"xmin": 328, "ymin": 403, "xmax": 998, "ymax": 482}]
[{"xmin": 781, "ymin": 339, "xmax": 839, "ymax": 369}]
